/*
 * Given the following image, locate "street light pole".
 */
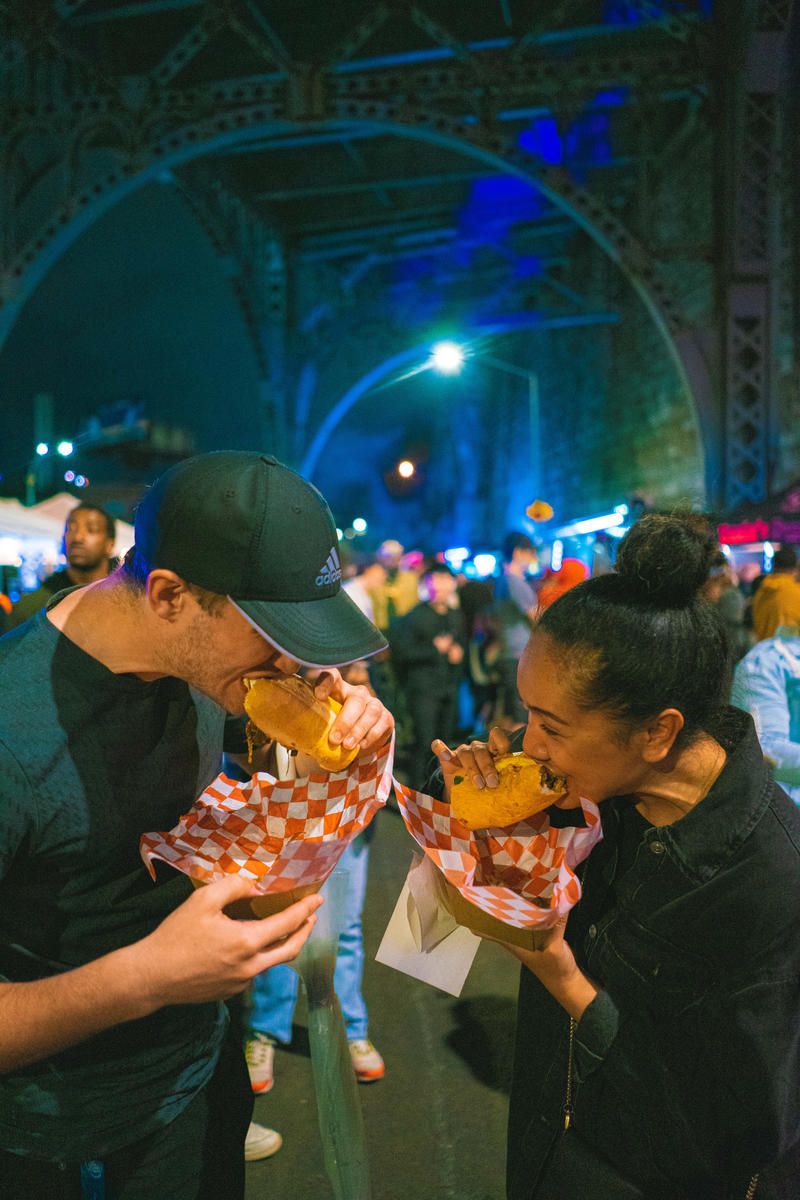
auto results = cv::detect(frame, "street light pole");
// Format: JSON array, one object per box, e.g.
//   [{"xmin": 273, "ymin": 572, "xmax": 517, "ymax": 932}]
[{"xmin": 480, "ymin": 354, "xmax": 540, "ymax": 496}]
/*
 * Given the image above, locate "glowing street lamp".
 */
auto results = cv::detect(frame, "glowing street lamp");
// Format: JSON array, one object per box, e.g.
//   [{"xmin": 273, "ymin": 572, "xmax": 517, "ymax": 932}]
[
  {"xmin": 352, "ymin": 517, "xmax": 368, "ymax": 534},
  {"xmin": 397, "ymin": 459, "xmax": 415, "ymax": 479},
  {"xmin": 56, "ymin": 440, "xmax": 74, "ymax": 457},
  {"xmin": 35, "ymin": 442, "xmax": 49, "ymax": 457},
  {"xmin": 429, "ymin": 341, "xmax": 466, "ymax": 375},
  {"xmin": 429, "ymin": 340, "xmax": 541, "ymax": 492}
]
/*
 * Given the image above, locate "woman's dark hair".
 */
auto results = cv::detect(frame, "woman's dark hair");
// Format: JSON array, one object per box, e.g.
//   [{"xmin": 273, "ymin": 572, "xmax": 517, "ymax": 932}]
[{"xmin": 537, "ymin": 513, "xmax": 731, "ymax": 746}]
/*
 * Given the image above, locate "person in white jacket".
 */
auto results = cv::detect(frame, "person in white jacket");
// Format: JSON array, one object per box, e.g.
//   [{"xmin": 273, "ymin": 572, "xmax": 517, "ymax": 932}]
[{"xmin": 732, "ymin": 624, "xmax": 800, "ymax": 804}]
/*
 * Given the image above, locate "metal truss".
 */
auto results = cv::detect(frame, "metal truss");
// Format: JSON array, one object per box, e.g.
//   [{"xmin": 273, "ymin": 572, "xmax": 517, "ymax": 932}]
[
  {"xmin": 721, "ymin": 0, "xmax": 795, "ymax": 508},
  {"xmin": 0, "ymin": 0, "xmax": 720, "ymax": 487}
]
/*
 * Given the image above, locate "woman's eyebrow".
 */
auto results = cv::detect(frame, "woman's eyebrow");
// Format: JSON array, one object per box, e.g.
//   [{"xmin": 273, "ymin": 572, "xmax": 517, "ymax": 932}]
[{"xmin": 525, "ymin": 704, "xmax": 570, "ymax": 725}]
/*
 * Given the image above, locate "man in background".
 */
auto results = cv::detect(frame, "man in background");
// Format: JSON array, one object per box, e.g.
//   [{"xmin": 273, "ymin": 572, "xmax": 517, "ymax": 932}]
[
  {"xmin": 10, "ymin": 503, "xmax": 116, "ymax": 627},
  {"xmin": 369, "ymin": 540, "xmax": 419, "ymax": 631},
  {"xmin": 343, "ymin": 559, "xmax": 387, "ymax": 627},
  {"xmin": 492, "ymin": 532, "xmax": 539, "ymax": 729},
  {"xmin": 390, "ymin": 563, "xmax": 464, "ymax": 787}
]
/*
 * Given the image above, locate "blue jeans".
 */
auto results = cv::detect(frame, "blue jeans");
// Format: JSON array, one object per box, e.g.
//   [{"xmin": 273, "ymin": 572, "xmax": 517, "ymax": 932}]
[{"xmin": 248, "ymin": 836, "xmax": 370, "ymax": 1043}]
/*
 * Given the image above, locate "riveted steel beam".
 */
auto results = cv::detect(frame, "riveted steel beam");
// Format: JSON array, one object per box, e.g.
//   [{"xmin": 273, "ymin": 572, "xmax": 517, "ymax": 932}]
[{"xmin": 719, "ymin": 0, "xmax": 794, "ymax": 509}]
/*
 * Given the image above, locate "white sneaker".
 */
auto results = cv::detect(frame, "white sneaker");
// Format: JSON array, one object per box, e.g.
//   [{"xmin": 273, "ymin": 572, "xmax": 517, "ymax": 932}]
[
  {"xmin": 245, "ymin": 1033, "xmax": 275, "ymax": 1095},
  {"xmin": 244, "ymin": 1121, "xmax": 283, "ymax": 1162},
  {"xmin": 348, "ymin": 1038, "xmax": 385, "ymax": 1083}
]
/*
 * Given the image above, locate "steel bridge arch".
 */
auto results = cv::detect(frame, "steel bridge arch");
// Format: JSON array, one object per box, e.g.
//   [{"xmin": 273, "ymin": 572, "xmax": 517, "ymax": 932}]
[{"xmin": 0, "ymin": 96, "xmax": 716, "ymax": 496}]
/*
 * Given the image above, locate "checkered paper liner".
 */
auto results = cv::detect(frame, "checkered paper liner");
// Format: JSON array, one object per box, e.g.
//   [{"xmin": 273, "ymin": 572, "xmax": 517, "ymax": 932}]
[
  {"xmin": 393, "ymin": 779, "xmax": 602, "ymax": 930},
  {"xmin": 140, "ymin": 738, "xmax": 395, "ymax": 893}
]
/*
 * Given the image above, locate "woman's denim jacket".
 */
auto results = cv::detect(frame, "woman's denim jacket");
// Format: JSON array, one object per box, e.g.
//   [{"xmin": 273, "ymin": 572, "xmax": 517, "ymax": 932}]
[{"xmin": 507, "ymin": 710, "xmax": 800, "ymax": 1200}]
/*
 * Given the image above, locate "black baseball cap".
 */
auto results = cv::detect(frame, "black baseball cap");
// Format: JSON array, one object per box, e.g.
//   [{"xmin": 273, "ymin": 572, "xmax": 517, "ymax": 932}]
[{"xmin": 133, "ymin": 451, "xmax": 387, "ymax": 667}]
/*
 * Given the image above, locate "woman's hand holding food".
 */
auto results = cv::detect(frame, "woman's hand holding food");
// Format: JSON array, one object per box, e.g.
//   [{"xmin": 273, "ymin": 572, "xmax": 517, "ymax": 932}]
[
  {"xmin": 432, "ymin": 727, "xmax": 511, "ymax": 799},
  {"xmin": 136, "ymin": 874, "xmax": 323, "ymax": 1009},
  {"xmin": 314, "ymin": 668, "xmax": 394, "ymax": 757},
  {"xmin": 431, "ymin": 728, "xmax": 597, "ymax": 1020}
]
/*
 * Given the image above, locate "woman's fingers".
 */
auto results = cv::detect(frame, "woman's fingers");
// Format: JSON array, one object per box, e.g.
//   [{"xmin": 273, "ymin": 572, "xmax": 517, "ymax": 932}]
[
  {"xmin": 432, "ymin": 739, "xmax": 499, "ymax": 789},
  {"xmin": 463, "ymin": 740, "xmax": 499, "ymax": 788},
  {"xmin": 487, "ymin": 725, "xmax": 512, "ymax": 757},
  {"xmin": 431, "ymin": 738, "xmax": 454, "ymax": 766}
]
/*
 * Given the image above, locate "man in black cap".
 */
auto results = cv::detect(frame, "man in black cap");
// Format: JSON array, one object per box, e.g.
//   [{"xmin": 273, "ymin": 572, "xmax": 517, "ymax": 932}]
[{"xmin": 0, "ymin": 452, "xmax": 392, "ymax": 1199}]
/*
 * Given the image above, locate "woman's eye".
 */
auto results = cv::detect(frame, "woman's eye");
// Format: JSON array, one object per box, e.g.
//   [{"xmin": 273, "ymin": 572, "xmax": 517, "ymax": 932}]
[{"xmin": 540, "ymin": 724, "xmax": 559, "ymax": 738}]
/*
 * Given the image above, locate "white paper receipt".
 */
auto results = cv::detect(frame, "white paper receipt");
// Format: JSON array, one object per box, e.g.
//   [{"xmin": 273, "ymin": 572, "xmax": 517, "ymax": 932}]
[{"xmin": 375, "ymin": 854, "xmax": 481, "ymax": 997}]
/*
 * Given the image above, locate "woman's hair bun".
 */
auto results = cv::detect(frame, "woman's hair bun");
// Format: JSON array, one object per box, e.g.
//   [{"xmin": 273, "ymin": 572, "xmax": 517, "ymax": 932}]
[{"xmin": 615, "ymin": 513, "xmax": 718, "ymax": 607}]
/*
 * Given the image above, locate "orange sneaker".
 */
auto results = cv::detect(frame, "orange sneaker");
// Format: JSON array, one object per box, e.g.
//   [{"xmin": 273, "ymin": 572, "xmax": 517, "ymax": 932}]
[
  {"xmin": 245, "ymin": 1033, "xmax": 275, "ymax": 1095},
  {"xmin": 348, "ymin": 1039, "xmax": 385, "ymax": 1083}
]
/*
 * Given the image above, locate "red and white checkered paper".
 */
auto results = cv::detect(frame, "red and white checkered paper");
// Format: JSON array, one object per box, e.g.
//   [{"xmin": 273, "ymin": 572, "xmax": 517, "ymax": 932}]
[
  {"xmin": 140, "ymin": 738, "xmax": 394, "ymax": 894},
  {"xmin": 393, "ymin": 779, "xmax": 602, "ymax": 930}
]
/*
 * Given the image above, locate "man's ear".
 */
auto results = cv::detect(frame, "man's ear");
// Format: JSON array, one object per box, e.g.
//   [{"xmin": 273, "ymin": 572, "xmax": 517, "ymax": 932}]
[
  {"xmin": 642, "ymin": 708, "xmax": 685, "ymax": 763},
  {"xmin": 146, "ymin": 570, "xmax": 191, "ymax": 622}
]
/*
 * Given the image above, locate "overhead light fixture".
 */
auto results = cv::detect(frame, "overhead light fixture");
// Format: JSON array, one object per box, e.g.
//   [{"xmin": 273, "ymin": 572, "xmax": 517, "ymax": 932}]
[
  {"xmin": 443, "ymin": 546, "xmax": 470, "ymax": 569},
  {"xmin": 472, "ymin": 553, "xmax": 498, "ymax": 577},
  {"xmin": 429, "ymin": 341, "xmax": 466, "ymax": 375},
  {"xmin": 555, "ymin": 511, "xmax": 627, "ymax": 538},
  {"xmin": 397, "ymin": 459, "xmax": 415, "ymax": 479}
]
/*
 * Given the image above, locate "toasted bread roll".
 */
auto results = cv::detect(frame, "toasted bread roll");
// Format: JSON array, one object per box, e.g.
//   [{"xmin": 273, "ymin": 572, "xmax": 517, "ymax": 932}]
[{"xmin": 243, "ymin": 676, "xmax": 358, "ymax": 773}]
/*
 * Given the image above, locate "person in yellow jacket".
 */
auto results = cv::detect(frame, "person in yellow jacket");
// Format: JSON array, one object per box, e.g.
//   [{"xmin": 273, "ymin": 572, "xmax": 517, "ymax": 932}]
[
  {"xmin": 753, "ymin": 544, "xmax": 800, "ymax": 640},
  {"xmin": 368, "ymin": 540, "xmax": 420, "ymax": 631}
]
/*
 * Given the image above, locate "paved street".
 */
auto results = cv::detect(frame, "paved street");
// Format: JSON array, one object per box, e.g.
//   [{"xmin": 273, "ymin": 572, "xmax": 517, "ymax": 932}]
[{"xmin": 246, "ymin": 805, "xmax": 520, "ymax": 1200}]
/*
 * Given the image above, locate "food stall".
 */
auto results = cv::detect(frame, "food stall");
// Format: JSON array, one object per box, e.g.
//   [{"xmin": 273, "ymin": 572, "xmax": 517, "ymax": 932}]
[{"xmin": 718, "ymin": 480, "xmax": 800, "ymax": 577}]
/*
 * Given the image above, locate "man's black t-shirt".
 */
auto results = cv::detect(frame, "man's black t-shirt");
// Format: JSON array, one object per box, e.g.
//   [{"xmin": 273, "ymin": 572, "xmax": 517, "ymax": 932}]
[{"xmin": 0, "ymin": 601, "xmax": 239, "ymax": 1162}]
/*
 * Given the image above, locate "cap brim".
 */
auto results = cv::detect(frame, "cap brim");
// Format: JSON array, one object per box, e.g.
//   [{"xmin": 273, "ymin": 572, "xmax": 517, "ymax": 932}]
[{"xmin": 230, "ymin": 589, "xmax": 388, "ymax": 668}]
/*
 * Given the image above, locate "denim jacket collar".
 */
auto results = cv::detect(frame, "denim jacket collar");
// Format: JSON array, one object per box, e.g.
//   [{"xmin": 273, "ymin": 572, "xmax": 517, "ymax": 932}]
[{"xmin": 618, "ymin": 708, "xmax": 772, "ymax": 885}]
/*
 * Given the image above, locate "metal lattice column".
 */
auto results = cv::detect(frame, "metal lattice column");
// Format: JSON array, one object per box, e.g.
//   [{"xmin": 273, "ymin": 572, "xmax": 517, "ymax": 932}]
[{"xmin": 721, "ymin": 0, "xmax": 793, "ymax": 508}]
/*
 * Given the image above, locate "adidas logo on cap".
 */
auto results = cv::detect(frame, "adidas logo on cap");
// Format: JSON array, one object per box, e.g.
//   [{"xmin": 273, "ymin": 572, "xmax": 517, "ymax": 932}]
[{"xmin": 316, "ymin": 546, "xmax": 342, "ymax": 587}]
